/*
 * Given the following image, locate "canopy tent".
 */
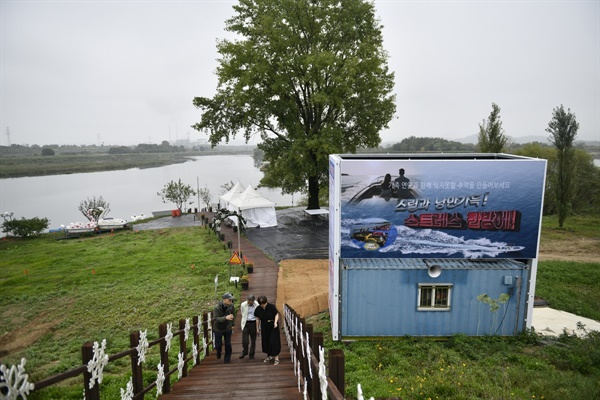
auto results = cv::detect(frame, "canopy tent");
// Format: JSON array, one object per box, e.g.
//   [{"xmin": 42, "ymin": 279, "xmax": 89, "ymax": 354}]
[
  {"xmin": 219, "ymin": 182, "xmax": 246, "ymax": 208},
  {"xmin": 229, "ymin": 185, "xmax": 277, "ymax": 228}
]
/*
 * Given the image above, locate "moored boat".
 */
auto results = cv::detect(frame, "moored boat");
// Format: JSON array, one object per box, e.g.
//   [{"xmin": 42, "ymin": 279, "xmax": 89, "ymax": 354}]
[
  {"xmin": 97, "ymin": 217, "xmax": 128, "ymax": 230},
  {"xmin": 63, "ymin": 221, "xmax": 97, "ymax": 235}
]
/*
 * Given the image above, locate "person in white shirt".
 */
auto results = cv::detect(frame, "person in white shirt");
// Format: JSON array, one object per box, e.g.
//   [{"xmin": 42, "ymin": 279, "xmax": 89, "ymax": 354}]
[{"xmin": 239, "ymin": 294, "xmax": 259, "ymax": 359}]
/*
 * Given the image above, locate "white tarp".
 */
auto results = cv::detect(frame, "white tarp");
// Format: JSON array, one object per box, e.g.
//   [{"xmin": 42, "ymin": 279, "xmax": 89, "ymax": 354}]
[
  {"xmin": 219, "ymin": 182, "xmax": 246, "ymax": 208},
  {"xmin": 229, "ymin": 185, "xmax": 277, "ymax": 228}
]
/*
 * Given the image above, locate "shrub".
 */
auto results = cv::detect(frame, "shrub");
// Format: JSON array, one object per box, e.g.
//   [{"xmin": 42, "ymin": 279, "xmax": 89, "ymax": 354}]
[
  {"xmin": 41, "ymin": 147, "xmax": 55, "ymax": 156},
  {"xmin": 2, "ymin": 217, "xmax": 50, "ymax": 238}
]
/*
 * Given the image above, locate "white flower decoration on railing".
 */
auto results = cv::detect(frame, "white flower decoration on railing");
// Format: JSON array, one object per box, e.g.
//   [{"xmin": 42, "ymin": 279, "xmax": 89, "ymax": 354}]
[
  {"xmin": 156, "ymin": 363, "xmax": 165, "ymax": 397},
  {"xmin": 0, "ymin": 358, "xmax": 35, "ymax": 400},
  {"xmin": 318, "ymin": 346, "xmax": 328, "ymax": 400},
  {"xmin": 120, "ymin": 377, "xmax": 133, "ymax": 400},
  {"xmin": 184, "ymin": 318, "xmax": 191, "ymax": 342},
  {"xmin": 136, "ymin": 330, "xmax": 149, "ymax": 365},
  {"xmin": 177, "ymin": 352, "xmax": 185, "ymax": 379},
  {"xmin": 87, "ymin": 339, "xmax": 109, "ymax": 389},
  {"xmin": 296, "ymin": 360, "xmax": 302, "ymax": 392},
  {"xmin": 291, "ymin": 348, "xmax": 297, "ymax": 376},
  {"xmin": 299, "ymin": 322, "xmax": 305, "ymax": 357},
  {"xmin": 303, "ymin": 377, "xmax": 308, "ymax": 400},
  {"xmin": 197, "ymin": 315, "xmax": 202, "ymax": 332},
  {"xmin": 202, "ymin": 336, "xmax": 207, "ymax": 357},
  {"xmin": 357, "ymin": 383, "xmax": 374, "ymax": 400},
  {"xmin": 192, "ymin": 343, "xmax": 199, "ymax": 366},
  {"xmin": 165, "ymin": 323, "xmax": 173, "ymax": 352},
  {"xmin": 305, "ymin": 332, "xmax": 312, "ymax": 379}
]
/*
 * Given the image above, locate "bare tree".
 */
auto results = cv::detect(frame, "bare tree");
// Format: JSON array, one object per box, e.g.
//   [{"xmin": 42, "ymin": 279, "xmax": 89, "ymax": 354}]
[
  {"xmin": 78, "ymin": 196, "xmax": 110, "ymax": 221},
  {"xmin": 198, "ymin": 187, "xmax": 212, "ymax": 210}
]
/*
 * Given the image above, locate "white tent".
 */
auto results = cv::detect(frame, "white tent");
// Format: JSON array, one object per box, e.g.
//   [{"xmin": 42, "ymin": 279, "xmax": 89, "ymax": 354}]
[
  {"xmin": 219, "ymin": 182, "xmax": 246, "ymax": 209},
  {"xmin": 229, "ymin": 185, "xmax": 277, "ymax": 228}
]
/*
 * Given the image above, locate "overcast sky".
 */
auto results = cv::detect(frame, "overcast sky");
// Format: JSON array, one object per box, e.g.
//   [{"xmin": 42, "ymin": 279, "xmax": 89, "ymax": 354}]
[{"xmin": 1, "ymin": 0, "xmax": 598, "ymax": 147}]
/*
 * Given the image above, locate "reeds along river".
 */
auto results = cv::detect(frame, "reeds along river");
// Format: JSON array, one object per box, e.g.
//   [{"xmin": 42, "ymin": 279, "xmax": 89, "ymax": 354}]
[{"xmin": 0, "ymin": 155, "xmax": 295, "ymax": 232}]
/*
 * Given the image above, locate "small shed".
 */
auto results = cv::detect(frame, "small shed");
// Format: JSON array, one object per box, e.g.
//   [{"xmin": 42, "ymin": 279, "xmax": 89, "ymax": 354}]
[{"xmin": 328, "ymin": 153, "xmax": 547, "ymax": 339}]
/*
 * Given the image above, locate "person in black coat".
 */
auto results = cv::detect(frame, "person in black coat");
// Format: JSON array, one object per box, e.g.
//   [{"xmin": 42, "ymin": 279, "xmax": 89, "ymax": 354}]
[
  {"xmin": 254, "ymin": 295, "xmax": 281, "ymax": 365},
  {"xmin": 213, "ymin": 292, "xmax": 235, "ymax": 363}
]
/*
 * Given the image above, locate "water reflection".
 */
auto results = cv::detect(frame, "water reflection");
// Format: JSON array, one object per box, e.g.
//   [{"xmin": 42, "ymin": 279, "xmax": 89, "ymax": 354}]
[{"xmin": 0, "ymin": 155, "xmax": 294, "ymax": 231}]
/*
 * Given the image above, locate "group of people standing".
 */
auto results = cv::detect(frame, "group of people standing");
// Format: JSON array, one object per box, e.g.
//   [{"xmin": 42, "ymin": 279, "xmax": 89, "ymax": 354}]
[{"xmin": 212, "ymin": 292, "xmax": 281, "ymax": 365}]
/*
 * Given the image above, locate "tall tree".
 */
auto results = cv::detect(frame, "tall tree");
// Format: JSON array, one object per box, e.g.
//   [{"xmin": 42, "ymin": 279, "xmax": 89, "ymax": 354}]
[
  {"xmin": 192, "ymin": 0, "xmax": 396, "ymax": 209},
  {"xmin": 478, "ymin": 103, "xmax": 508, "ymax": 153},
  {"xmin": 546, "ymin": 105, "xmax": 579, "ymax": 227}
]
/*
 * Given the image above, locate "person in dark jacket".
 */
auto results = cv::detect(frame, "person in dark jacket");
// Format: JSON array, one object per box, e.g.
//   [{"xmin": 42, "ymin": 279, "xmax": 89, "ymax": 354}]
[
  {"xmin": 254, "ymin": 295, "xmax": 281, "ymax": 365},
  {"xmin": 213, "ymin": 292, "xmax": 235, "ymax": 363}
]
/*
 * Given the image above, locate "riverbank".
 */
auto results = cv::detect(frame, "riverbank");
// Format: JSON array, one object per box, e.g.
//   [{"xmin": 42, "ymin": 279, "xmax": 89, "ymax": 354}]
[{"xmin": 0, "ymin": 148, "xmax": 254, "ymax": 178}]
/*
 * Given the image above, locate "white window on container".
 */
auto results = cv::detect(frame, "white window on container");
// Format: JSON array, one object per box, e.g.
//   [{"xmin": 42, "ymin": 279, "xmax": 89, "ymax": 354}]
[{"xmin": 418, "ymin": 284, "xmax": 452, "ymax": 311}]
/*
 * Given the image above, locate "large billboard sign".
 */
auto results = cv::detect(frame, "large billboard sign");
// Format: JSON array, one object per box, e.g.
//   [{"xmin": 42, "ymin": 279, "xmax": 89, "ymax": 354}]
[{"xmin": 338, "ymin": 156, "xmax": 546, "ymax": 259}]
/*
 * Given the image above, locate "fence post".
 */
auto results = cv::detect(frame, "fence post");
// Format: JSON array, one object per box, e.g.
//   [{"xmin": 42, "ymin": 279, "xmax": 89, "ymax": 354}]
[
  {"xmin": 329, "ymin": 349, "xmax": 345, "ymax": 397},
  {"xmin": 312, "ymin": 332, "xmax": 324, "ymax": 400},
  {"xmin": 129, "ymin": 331, "xmax": 144, "ymax": 395},
  {"xmin": 193, "ymin": 315, "xmax": 201, "ymax": 365},
  {"xmin": 203, "ymin": 312, "xmax": 210, "ymax": 357},
  {"xmin": 82, "ymin": 342, "xmax": 100, "ymax": 400},
  {"xmin": 158, "ymin": 323, "xmax": 171, "ymax": 394},
  {"xmin": 305, "ymin": 324, "xmax": 314, "ymax": 399},
  {"xmin": 298, "ymin": 317, "xmax": 306, "ymax": 393},
  {"xmin": 179, "ymin": 319, "xmax": 188, "ymax": 378}
]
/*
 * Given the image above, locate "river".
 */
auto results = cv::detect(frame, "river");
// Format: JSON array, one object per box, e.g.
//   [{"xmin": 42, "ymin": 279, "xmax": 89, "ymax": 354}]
[{"xmin": 0, "ymin": 155, "xmax": 296, "ymax": 231}]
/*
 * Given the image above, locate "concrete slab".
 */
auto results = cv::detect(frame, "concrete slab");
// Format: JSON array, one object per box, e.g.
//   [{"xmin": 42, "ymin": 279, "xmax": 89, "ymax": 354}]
[{"xmin": 532, "ymin": 307, "xmax": 600, "ymax": 337}]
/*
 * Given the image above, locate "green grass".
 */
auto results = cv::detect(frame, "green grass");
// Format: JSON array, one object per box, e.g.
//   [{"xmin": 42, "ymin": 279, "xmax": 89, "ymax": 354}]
[
  {"xmin": 536, "ymin": 260, "xmax": 600, "ymax": 321},
  {"xmin": 541, "ymin": 214, "xmax": 600, "ymax": 239},
  {"xmin": 0, "ymin": 226, "xmax": 238, "ymax": 399},
  {"xmin": 308, "ymin": 313, "xmax": 600, "ymax": 400},
  {"xmin": 1, "ymin": 214, "xmax": 599, "ymax": 399}
]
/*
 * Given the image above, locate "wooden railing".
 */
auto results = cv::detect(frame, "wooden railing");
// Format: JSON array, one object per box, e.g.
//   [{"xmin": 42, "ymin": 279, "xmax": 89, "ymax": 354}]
[
  {"xmin": 283, "ymin": 304, "xmax": 345, "ymax": 400},
  {"xmin": 11, "ymin": 313, "xmax": 215, "ymax": 400},
  {"xmin": 4, "ymin": 305, "xmax": 350, "ymax": 400}
]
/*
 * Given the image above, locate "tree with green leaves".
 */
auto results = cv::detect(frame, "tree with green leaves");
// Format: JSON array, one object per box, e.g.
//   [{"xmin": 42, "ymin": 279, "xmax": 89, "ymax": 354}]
[
  {"xmin": 192, "ymin": 0, "xmax": 396, "ymax": 209},
  {"xmin": 546, "ymin": 105, "xmax": 579, "ymax": 227},
  {"xmin": 478, "ymin": 103, "xmax": 508, "ymax": 153},
  {"xmin": 157, "ymin": 179, "xmax": 197, "ymax": 212}
]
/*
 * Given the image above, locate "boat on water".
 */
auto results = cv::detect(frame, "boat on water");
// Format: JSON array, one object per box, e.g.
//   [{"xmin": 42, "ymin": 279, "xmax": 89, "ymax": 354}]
[
  {"xmin": 350, "ymin": 220, "xmax": 397, "ymax": 250},
  {"xmin": 347, "ymin": 175, "xmax": 419, "ymax": 206},
  {"xmin": 97, "ymin": 217, "xmax": 128, "ymax": 230},
  {"xmin": 495, "ymin": 244, "xmax": 525, "ymax": 253}
]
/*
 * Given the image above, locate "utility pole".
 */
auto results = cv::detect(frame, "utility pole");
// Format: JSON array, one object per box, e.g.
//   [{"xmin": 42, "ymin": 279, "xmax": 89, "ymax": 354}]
[{"xmin": 5, "ymin": 127, "xmax": 11, "ymax": 146}]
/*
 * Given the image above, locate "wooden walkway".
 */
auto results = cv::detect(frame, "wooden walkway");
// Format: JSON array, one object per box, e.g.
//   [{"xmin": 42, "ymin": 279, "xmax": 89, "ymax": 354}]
[{"xmin": 160, "ymin": 218, "xmax": 303, "ymax": 399}]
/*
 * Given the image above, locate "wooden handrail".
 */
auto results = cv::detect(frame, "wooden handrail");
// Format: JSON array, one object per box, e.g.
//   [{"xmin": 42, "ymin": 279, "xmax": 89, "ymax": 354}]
[
  {"xmin": 284, "ymin": 304, "xmax": 345, "ymax": 400},
  {"xmin": 17, "ymin": 312, "xmax": 215, "ymax": 399}
]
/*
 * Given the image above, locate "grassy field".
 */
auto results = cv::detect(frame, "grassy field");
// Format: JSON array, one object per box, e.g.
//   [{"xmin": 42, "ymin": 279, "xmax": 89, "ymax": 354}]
[
  {"xmin": 1, "ymin": 216, "xmax": 599, "ymax": 399},
  {"xmin": 0, "ymin": 226, "xmax": 238, "ymax": 399}
]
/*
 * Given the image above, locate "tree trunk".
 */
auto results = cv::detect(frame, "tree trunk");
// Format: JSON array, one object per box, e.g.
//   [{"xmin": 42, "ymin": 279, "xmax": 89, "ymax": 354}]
[{"xmin": 307, "ymin": 176, "xmax": 320, "ymax": 210}]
